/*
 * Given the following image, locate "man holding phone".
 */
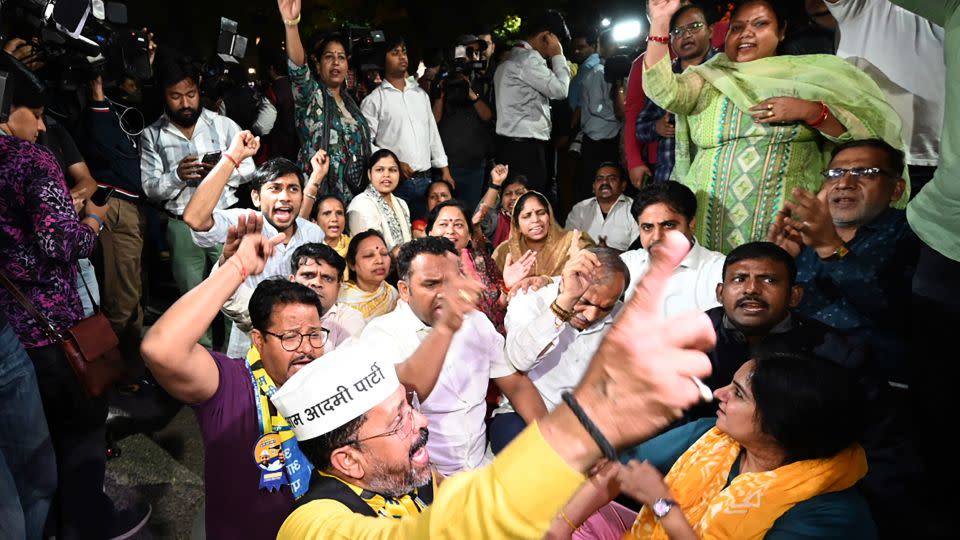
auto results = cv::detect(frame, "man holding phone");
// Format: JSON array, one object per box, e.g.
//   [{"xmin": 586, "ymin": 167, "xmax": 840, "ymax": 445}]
[
  {"xmin": 142, "ymin": 56, "xmax": 254, "ymax": 348},
  {"xmin": 635, "ymin": 2, "xmax": 717, "ymax": 184}
]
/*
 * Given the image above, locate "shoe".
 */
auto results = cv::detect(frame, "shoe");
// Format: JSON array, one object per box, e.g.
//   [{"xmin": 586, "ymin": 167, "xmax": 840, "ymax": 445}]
[{"xmin": 108, "ymin": 502, "xmax": 152, "ymax": 540}]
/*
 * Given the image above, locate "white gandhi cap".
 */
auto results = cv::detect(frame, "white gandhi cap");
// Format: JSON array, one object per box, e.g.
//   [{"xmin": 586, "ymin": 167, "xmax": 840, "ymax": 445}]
[{"xmin": 270, "ymin": 339, "xmax": 401, "ymax": 441}]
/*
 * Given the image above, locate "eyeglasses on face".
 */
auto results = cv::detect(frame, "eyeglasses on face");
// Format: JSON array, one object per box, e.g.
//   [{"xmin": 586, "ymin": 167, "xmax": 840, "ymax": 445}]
[
  {"xmin": 263, "ymin": 328, "xmax": 330, "ymax": 351},
  {"xmin": 346, "ymin": 391, "xmax": 421, "ymax": 445},
  {"xmin": 670, "ymin": 21, "xmax": 706, "ymax": 38},
  {"xmin": 821, "ymin": 167, "xmax": 894, "ymax": 182}
]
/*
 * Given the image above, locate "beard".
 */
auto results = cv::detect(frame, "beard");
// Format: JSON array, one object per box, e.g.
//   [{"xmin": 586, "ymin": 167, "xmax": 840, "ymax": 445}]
[
  {"xmin": 364, "ymin": 429, "xmax": 432, "ymax": 498},
  {"xmin": 165, "ymin": 102, "xmax": 201, "ymax": 128}
]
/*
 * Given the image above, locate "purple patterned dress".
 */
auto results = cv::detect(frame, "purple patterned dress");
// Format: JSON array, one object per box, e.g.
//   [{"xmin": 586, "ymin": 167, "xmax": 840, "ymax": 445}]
[{"xmin": 0, "ymin": 136, "xmax": 96, "ymax": 348}]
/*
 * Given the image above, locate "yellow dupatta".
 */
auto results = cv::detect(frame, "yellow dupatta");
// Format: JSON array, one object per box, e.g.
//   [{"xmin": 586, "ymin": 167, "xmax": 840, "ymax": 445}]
[
  {"xmin": 627, "ymin": 427, "xmax": 867, "ymax": 540},
  {"xmin": 492, "ymin": 191, "xmax": 594, "ymax": 277}
]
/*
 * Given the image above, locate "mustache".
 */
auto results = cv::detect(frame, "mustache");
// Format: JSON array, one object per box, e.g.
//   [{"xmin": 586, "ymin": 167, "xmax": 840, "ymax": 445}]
[
  {"xmin": 736, "ymin": 295, "xmax": 768, "ymax": 309},
  {"xmin": 409, "ymin": 428, "xmax": 429, "ymax": 457}
]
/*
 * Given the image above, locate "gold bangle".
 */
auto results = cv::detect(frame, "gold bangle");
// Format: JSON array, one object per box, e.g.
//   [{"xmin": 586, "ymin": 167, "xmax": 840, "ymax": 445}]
[
  {"xmin": 304, "ymin": 192, "xmax": 318, "ymax": 200},
  {"xmin": 550, "ymin": 300, "xmax": 574, "ymax": 322},
  {"xmin": 560, "ymin": 510, "xmax": 581, "ymax": 532},
  {"xmin": 283, "ymin": 14, "xmax": 301, "ymax": 26}
]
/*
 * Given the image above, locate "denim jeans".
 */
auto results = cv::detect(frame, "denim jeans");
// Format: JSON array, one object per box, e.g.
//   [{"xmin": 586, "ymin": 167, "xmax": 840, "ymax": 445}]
[
  {"xmin": 394, "ymin": 172, "xmax": 432, "ymax": 221},
  {"xmin": 75, "ymin": 258, "xmax": 100, "ymax": 318},
  {"xmin": 0, "ymin": 321, "xmax": 56, "ymax": 540}
]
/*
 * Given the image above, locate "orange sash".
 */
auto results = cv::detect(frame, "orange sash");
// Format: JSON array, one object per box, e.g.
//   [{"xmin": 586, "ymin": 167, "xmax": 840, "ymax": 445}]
[{"xmin": 627, "ymin": 427, "xmax": 867, "ymax": 540}]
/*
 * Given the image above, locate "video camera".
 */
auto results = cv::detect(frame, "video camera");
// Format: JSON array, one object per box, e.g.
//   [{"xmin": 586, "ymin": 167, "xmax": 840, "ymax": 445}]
[
  {"xmin": 341, "ymin": 25, "xmax": 386, "ymax": 73},
  {"xmin": 216, "ymin": 17, "xmax": 248, "ymax": 64},
  {"xmin": 0, "ymin": 0, "xmax": 151, "ymax": 90},
  {"xmin": 433, "ymin": 36, "xmax": 488, "ymax": 106}
]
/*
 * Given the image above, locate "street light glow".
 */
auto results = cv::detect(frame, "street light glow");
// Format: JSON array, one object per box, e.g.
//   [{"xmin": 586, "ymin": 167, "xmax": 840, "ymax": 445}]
[{"xmin": 612, "ymin": 20, "xmax": 641, "ymax": 42}]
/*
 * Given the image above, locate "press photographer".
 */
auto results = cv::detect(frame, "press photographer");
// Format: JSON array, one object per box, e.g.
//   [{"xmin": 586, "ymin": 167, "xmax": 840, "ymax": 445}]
[
  {"xmin": 432, "ymin": 34, "xmax": 494, "ymax": 212},
  {"xmin": 573, "ymin": 28, "xmax": 626, "ymax": 203}
]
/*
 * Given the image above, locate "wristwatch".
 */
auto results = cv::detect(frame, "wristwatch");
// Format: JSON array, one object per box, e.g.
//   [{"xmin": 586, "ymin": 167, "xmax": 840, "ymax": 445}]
[{"xmin": 652, "ymin": 497, "xmax": 677, "ymax": 520}]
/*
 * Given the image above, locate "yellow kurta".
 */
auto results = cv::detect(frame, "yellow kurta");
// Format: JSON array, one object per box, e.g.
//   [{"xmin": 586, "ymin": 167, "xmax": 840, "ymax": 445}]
[{"xmin": 277, "ymin": 423, "xmax": 585, "ymax": 539}]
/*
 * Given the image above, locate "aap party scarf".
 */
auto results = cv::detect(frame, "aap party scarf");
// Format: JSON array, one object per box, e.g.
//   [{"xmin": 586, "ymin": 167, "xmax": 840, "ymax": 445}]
[
  {"xmin": 628, "ymin": 427, "xmax": 867, "ymax": 540},
  {"xmin": 316, "ymin": 470, "xmax": 431, "ymax": 519},
  {"xmin": 247, "ymin": 347, "xmax": 313, "ymax": 499}
]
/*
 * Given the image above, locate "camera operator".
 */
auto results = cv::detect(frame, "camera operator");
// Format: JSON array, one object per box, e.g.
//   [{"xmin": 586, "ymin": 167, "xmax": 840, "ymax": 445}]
[
  {"xmin": 574, "ymin": 28, "xmax": 625, "ymax": 203},
  {"xmin": 493, "ymin": 10, "xmax": 571, "ymax": 195},
  {"xmin": 432, "ymin": 35, "xmax": 494, "ymax": 213},
  {"xmin": 141, "ymin": 55, "xmax": 254, "ymax": 349}
]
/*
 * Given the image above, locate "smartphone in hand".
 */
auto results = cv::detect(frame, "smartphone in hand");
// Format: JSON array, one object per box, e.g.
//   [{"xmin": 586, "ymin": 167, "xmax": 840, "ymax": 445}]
[
  {"xmin": 200, "ymin": 151, "xmax": 222, "ymax": 167},
  {"xmin": 90, "ymin": 186, "xmax": 116, "ymax": 206}
]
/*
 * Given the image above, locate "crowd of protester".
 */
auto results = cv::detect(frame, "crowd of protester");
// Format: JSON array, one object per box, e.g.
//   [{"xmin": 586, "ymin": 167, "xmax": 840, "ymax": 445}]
[{"xmin": 1, "ymin": 0, "xmax": 959, "ymax": 538}]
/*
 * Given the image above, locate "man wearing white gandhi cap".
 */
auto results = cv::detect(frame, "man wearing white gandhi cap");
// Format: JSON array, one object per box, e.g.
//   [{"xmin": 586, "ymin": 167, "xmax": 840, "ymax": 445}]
[
  {"xmin": 271, "ymin": 339, "xmax": 437, "ymax": 520},
  {"xmin": 272, "ymin": 227, "xmax": 718, "ymax": 539}
]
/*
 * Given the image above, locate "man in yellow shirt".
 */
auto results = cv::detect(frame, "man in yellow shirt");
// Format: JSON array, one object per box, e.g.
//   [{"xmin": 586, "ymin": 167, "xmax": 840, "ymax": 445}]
[{"xmin": 271, "ymin": 226, "xmax": 716, "ymax": 539}]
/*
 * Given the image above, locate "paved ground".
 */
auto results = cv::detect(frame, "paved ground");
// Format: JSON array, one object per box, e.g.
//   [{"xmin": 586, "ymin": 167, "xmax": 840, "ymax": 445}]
[
  {"xmin": 104, "ymin": 251, "xmax": 209, "ymax": 540},
  {"xmin": 105, "ymin": 407, "xmax": 205, "ymax": 539}
]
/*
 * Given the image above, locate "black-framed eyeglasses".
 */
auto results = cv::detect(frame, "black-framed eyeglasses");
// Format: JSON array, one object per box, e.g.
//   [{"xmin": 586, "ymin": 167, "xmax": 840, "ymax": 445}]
[
  {"xmin": 263, "ymin": 328, "xmax": 330, "ymax": 351},
  {"xmin": 821, "ymin": 167, "xmax": 894, "ymax": 182},
  {"xmin": 345, "ymin": 391, "xmax": 420, "ymax": 446},
  {"xmin": 670, "ymin": 21, "xmax": 706, "ymax": 38}
]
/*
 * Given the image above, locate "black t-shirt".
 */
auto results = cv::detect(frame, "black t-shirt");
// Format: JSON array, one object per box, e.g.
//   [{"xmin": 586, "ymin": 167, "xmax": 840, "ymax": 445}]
[{"xmin": 38, "ymin": 118, "xmax": 83, "ymax": 187}]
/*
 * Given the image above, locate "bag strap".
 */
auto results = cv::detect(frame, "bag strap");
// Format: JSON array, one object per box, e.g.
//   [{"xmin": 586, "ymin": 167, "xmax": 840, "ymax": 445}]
[{"xmin": 0, "ymin": 271, "xmax": 62, "ymax": 342}]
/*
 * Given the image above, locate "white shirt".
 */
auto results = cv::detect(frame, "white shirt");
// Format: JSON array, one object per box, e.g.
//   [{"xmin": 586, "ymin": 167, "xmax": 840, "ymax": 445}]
[
  {"xmin": 360, "ymin": 77, "xmax": 448, "ymax": 172},
  {"xmin": 321, "ymin": 303, "xmax": 366, "ymax": 347},
  {"xmin": 493, "ymin": 41, "xmax": 571, "ymax": 140},
  {"xmin": 346, "ymin": 191, "xmax": 412, "ymax": 251},
  {"xmin": 140, "ymin": 108, "xmax": 254, "ymax": 215},
  {"xmin": 580, "ymin": 64, "xmax": 622, "ymax": 141},
  {"xmin": 828, "ymin": 0, "xmax": 945, "ymax": 166},
  {"xmin": 193, "ymin": 208, "xmax": 324, "ymax": 289},
  {"xmin": 359, "ymin": 302, "xmax": 514, "ymax": 476},
  {"xmin": 565, "ymin": 195, "xmax": 639, "ymax": 251},
  {"xmin": 620, "ymin": 240, "xmax": 726, "ymax": 317},
  {"xmin": 500, "ymin": 279, "xmax": 620, "ymax": 413}
]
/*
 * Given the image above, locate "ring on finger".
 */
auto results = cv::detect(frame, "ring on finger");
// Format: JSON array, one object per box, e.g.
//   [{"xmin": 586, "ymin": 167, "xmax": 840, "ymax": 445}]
[
  {"xmin": 767, "ymin": 111, "xmax": 774, "ymax": 118},
  {"xmin": 767, "ymin": 104, "xmax": 774, "ymax": 110},
  {"xmin": 458, "ymin": 290, "xmax": 472, "ymax": 303}
]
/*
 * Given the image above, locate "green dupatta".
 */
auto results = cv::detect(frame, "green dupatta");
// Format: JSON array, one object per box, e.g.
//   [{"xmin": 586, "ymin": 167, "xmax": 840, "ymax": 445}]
[{"xmin": 673, "ymin": 53, "xmax": 909, "ymax": 206}]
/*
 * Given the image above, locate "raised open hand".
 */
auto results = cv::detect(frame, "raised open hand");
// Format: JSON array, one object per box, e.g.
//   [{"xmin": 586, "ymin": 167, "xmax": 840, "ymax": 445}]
[
  {"xmin": 502, "ymin": 250, "xmax": 537, "ymax": 289},
  {"xmin": 277, "ymin": 0, "xmax": 301, "ymax": 21},
  {"xmin": 222, "ymin": 211, "xmax": 263, "ymax": 261},
  {"xmin": 647, "ymin": 0, "xmax": 682, "ymax": 22}
]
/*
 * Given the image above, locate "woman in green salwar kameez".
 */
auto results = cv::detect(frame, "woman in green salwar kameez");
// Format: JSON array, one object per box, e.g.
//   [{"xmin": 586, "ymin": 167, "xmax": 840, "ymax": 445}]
[{"xmin": 643, "ymin": 0, "xmax": 906, "ymax": 253}]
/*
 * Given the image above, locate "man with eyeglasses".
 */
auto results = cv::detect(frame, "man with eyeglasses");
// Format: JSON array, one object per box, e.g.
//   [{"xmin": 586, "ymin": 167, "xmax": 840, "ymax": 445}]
[
  {"xmin": 768, "ymin": 139, "xmax": 920, "ymax": 386},
  {"xmin": 635, "ymin": 2, "xmax": 718, "ymax": 184},
  {"xmin": 220, "ymin": 240, "xmax": 367, "ymax": 348}
]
